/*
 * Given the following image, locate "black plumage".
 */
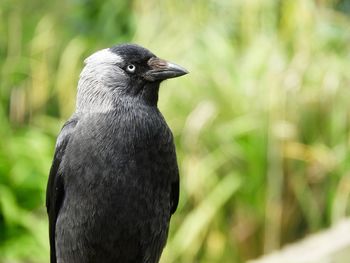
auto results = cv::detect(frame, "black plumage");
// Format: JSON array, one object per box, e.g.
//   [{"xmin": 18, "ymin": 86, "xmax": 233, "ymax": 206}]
[{"xmin": 46, "ymin": 44, "xmax": 187, "ymax": 263}]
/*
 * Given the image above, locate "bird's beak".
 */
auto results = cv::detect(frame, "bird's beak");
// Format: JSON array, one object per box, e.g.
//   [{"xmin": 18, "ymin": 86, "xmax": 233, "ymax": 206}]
[{"xmin": 144, "ymin": 57, "xmax": 189, "ymax": 81}]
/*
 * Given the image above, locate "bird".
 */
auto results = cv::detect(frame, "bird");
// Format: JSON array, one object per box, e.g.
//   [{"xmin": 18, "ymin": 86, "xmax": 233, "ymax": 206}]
[{"xmin": 46, "ymin": 43, "xmax": 188, "ymax": 263}]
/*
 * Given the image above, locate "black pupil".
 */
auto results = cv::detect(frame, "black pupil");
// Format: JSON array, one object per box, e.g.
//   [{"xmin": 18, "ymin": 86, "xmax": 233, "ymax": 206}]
[{"xmin": 128, "ymin": 65, "xmax": 134, "ymax": 70}]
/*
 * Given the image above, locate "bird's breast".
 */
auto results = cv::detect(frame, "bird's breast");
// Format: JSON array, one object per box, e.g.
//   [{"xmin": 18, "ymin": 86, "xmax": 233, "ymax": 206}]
[{"xmin": 65, "ymin": 110, "xmax": 174, "ymax": 189}]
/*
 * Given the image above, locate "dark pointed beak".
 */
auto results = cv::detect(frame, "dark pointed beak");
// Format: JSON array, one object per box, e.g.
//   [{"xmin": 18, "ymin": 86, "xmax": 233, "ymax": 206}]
[{"xmin": 144, "ymin": 57, "xmax": 189, "ymax": 81}]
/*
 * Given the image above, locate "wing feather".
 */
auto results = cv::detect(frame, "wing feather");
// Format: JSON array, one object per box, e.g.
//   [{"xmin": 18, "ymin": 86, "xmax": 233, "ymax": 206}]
[{"xmin": 46, "ymin": 118, "xmax": 78, "ymax": 263}]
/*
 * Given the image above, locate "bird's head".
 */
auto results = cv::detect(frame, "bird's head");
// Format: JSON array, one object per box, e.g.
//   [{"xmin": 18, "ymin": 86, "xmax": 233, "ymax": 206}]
[{"xmin": 76, "ymin": 43, "xmax": 188, "ymax": 113}]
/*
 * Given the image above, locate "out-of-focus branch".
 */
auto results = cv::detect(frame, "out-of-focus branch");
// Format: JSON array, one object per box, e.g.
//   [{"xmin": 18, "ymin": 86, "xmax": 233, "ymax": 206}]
[{"xmin": 249, "ymin": 219, "xmax": 350, "ymax": 263}]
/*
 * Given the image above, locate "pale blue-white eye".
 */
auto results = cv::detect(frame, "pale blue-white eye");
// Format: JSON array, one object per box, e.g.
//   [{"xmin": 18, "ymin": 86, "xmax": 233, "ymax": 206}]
[{"xmin": 126, "ymin": 64, "xmax": 136, "ymax": 73}]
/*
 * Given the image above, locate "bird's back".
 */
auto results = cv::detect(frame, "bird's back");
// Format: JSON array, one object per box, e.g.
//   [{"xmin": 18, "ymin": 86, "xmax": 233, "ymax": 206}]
[{"xmin": 55, "ymin": 108, "xmax": 178, "ymax": 263}]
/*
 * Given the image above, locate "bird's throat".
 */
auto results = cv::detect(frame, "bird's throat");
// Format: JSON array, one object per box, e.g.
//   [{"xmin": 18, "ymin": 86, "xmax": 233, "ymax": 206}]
[{"xmin": 141, "ymin": 82, "xmax": 160, "ymax": 106}]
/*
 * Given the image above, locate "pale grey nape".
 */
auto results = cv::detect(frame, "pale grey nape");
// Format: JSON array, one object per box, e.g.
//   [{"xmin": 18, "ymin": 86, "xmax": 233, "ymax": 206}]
[{"xmin": 76, "ymin": 49, "xmax": 127, "ymax": 113}]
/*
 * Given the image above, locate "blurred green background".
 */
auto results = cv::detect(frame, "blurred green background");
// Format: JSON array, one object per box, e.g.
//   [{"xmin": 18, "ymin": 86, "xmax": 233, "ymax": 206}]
[{"xmin": 1, "ymin": 0, "xmax": 350, "ymax": 262}]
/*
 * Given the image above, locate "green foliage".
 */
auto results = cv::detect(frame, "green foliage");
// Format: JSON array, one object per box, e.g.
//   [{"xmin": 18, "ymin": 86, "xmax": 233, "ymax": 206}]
[{"xmin": 1, "ymin": 0, "xmax": 350, "ymax": 262}]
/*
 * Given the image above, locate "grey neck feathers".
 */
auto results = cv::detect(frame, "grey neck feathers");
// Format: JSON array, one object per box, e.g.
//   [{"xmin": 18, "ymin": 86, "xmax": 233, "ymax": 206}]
[{"xmin": 75, "ymin": 63, "xmax": 127, "ymax": 114}]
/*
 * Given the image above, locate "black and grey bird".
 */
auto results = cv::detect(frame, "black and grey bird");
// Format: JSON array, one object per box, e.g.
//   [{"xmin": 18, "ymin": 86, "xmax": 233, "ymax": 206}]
[{"xmin": 46, "ymin": 43, "xmax": 188, "ymax": 263}]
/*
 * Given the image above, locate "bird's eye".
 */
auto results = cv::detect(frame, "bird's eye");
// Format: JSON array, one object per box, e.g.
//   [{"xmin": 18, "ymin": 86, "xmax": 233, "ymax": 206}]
[{"xmin": 126, "ymin": 64, "xmax": 136, "ymax": 73}]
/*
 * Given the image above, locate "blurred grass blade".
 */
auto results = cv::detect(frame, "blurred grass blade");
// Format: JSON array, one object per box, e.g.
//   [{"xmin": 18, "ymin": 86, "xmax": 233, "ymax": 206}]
[{"xmin": 163, "ymin": 173, "xmax": 241, "ymax": 262}]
